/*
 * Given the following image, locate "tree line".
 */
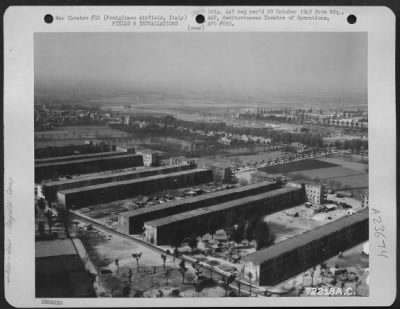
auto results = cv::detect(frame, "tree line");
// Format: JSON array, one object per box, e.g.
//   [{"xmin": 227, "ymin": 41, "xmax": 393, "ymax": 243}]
[{"xmin": 113, "ymin": 115, "xmax": 325, "ymax": 148}]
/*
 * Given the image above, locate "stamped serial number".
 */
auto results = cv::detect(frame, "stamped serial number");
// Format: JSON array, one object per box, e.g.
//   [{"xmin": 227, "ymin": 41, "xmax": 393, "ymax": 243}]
[
  {"xmin": 41, "ymin": 299, "xmax": 63, "ymax": 305},
  {"xmin": 305, "ymin": 287, "xmax": 355, "ymax": 296}
]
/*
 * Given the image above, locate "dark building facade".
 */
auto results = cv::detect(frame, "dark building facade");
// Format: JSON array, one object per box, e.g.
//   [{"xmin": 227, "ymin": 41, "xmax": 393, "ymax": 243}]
[
  {"xmin": 35, "ymin": 154, "xmax": 143, "ymax": 182},
  {"xmin": 36, "ymin": 239, "xmax": 96, "ymax": 297},
  {"xmin": 57, "ymin": 168, "xmax": 213, "ymax": 209},
  {"xmin": 119, "ymin": 181, "xmax": 280, "ymax": 234},
  {"xmin": 242, "ymin": 209, "xmax": 369, "ymax": 286},
  {"xmin": 40, "ymin": 164, "xmax": 192, "ymax": 202},
  {"xmin": 144, "ymin": 187, "xmax": 304, "ymax": 245}
]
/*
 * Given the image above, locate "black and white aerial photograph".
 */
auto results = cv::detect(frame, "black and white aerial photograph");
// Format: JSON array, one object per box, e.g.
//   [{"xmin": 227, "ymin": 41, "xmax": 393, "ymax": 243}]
[{"xmin": 34, "ymin": 32, "xmax": 369, "ymax": 298}]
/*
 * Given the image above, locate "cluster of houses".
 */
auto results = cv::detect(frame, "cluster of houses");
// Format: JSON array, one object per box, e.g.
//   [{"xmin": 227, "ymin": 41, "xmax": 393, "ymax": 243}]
[
  {"xmin": 34, "ymin": 104, "xmax": 125, "ymax": 129},
  {"xmin": 321, "ymin": 118, "xmax": 368, "ymax": 129},
  {"xmin": 174, "ymin": 126, "xmax": 273, "ymax": 146},
  {"xmin": 237, "ymin": 107, "xmax": 368, "ymax": 129},
  {"xmin": 218, "ymin": 134, "xmax": 272, "ymax": 146}
]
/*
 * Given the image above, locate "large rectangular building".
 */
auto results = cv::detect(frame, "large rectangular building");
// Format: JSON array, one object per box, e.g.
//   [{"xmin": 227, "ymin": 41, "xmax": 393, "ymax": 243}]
[
  {"xmin": 57, "ymin": 168, "xmax": 213, "ymax": 209},
  {"xmin": 35, "ymin": 142, "xmax": 116, "ymax": 159},
  {"xmin": 35, "ymin": 153, "xmax": 143, "ymax": 182},
  {"xmin": 242, "ymin": 209, "xmax": 368, "ymax": 286},
  {"xmin": 144, "ymin": 187, "xmax": 304, "ymax": 245},
  {"xmin": 40, "ymin": 164, "xmax": 193, "ymax": 202},
  {"xmin": 35, "ymin": 151, "xmax": 123, "ymax": 165},
  {"xmin": 36, "ymin": 239, "xmax": 96, "ymax": 297},
  {"xmin": 119, "ymin": 181, "xmax": 280, "ymax": 235}
]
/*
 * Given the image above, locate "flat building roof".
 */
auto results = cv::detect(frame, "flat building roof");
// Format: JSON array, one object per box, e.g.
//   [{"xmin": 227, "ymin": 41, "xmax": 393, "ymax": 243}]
[
  {"xmin": 58, "ymin": 168, "xmax": 210, "ymax": 195},
  {"xmin": 36, "ymin": 239, "xmax": 77, "ymax": 258},
  {"xmin": 119, "ymin": 181, "xmax": 274, "ymax": 218},
  {"xmin": 145, "ymin": 187, "xmax": 300, "ymax": 228},
  {"xmin": 243, "ymin": 209, "xmax": 368, "ymax": 265},
  {"xmin": 35, "ymin": 151, "xmax": 121, "ymax": 164},
  {"xmin": 43, "ymin": 164, "xmax": 190, "ymax": 187},
  {"xmin": 35, "ymin": 153, "xmax": 142, "ymax": 168}
]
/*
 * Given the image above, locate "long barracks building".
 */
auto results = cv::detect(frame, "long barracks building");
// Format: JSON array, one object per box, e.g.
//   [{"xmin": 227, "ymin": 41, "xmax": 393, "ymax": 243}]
[
  {"xmin": 40, "ymin": 164, "xmax": 193, "ymax": 202},
  {"xmin": 118, "ymin": 181, "xmax": 281, "ymax": 235},
  {"xmin": 57, "ymin": 168, "xmax": 213, "ymax": 209},
  {"xmin": 242, "ymin": 209, "xmax": 369, "ymax": 286},
  {"xmin": 143, "ymin": 186, "xmax": 304, "ymax": 245},
  {"xmin": 35, "ymin": 153, "xmax": 144, "ymax": 182},
  {"xmin": 35, "ymin": 151, "xmax": 124, "ymax": 165}
]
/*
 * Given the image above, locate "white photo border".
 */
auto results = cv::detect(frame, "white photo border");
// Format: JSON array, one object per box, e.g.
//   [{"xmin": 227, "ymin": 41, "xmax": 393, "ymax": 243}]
[{"xmin": 3, "ymin": 5, "xmax": 396, "ymax": 307}]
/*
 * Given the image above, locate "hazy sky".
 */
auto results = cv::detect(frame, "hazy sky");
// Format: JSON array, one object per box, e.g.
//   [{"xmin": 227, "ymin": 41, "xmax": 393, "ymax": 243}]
[{"xmin": 35, "ymin": 32, "xmax": 367, "ymax": 98}]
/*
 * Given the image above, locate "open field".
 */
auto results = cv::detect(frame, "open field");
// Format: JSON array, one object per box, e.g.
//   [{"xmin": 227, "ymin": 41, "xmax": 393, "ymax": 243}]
[
  {"xmin": 318, "ymin": 156, "xmax": 368, "ymax": 173},
  {"xmin": 328, "ymin": 174, "xmax": 368, "ymax": 189},
  {"xmin": 257, "ymin": 155, "xmax": 368, "ymax": 191},
  {"xmin": 289, "ymin": 166, "xmax": 362, "ymax": 180},
  {"xmin": 288, "ymin": 167, "xmax": 368, "ymax": 189},
  {"xmin": 260, "ymin": 159, "xmax": 338, "ymax": 174}
]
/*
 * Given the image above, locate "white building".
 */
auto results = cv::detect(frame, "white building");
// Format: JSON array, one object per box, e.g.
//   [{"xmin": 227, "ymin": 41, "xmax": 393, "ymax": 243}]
[
  {"xmin": 304, "ymin": 183, "xmax": 327, "ymax": 205},
  {"xmin": 140, "ymin": 151, "xmax": 160, "ymax": 167},
  {"xmin": 361, "ymin": 191, "xmax": 369, "ymax": 208},
  {"xmin": 218, "ymin": 137, "xmax": 232, "ymax": 146}
]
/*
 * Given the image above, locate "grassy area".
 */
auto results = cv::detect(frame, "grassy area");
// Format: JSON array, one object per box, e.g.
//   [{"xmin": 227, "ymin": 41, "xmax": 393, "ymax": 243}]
[
  {"xmin": 288, "ymin": 167, "xmax": 368, "ymax": 191},
  {"xmin": 260, "ymin": 159, "xmax": 338, "ymax": 174},
  {"xmin": 318, "ymin": 156, "xmax": 368, "ymax": 173},
  {"xmin": 289, "ymin": 166, "xmax": 361, "ymax": 180},
  {"xmin": 256, "ymin": 156, "xmax": 368, "ymax": 194}
]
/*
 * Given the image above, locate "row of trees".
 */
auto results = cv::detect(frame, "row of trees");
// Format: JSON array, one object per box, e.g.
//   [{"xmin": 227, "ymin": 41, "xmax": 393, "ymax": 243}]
[
  {"xmin": 340, "ymin": 139, "xmax": 368, "ymax": 153},
  {"xmin": 114, "ymin": 115, "xmax": 325, "ymax": 148},
  {"xmin": 173, "ymin": 118, "xmax": 324, "ymax": 147},
  {"xmin": 227, "ymin": 217, "xmax": 274, "ymax": 250},
  {"xmin": 114, "ymin": 115, "xmax": 368, "ymax": 153},
  {"xmin": 167, "ymin": 214, "xmax": 275, "ymax": 251}
]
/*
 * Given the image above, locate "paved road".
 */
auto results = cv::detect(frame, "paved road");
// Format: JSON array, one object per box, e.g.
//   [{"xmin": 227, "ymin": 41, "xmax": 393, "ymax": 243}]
[{"xmin": 70, "ymin": 211, "xmax": 266, "ymax": 297}]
